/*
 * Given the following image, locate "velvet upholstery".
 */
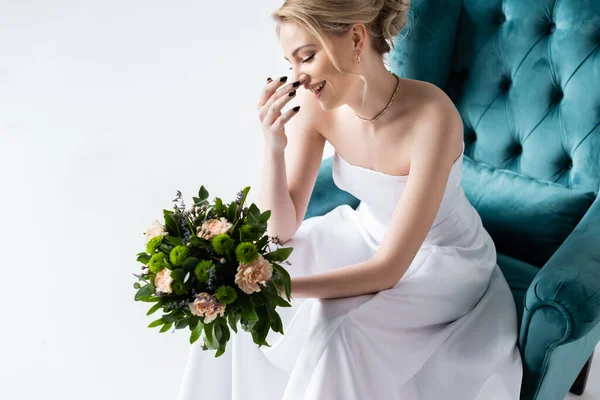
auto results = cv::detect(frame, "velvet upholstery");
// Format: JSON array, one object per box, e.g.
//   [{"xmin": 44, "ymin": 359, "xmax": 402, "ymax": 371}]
[{"xmin": 303, "ymin": 0, "xmax": 600, "ymax": 398}]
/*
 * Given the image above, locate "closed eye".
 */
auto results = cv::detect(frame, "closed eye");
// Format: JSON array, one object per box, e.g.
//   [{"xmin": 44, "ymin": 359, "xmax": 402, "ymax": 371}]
[{"xmin": 289, "ymin": 54, "xmax": 316, "ymax": 69}]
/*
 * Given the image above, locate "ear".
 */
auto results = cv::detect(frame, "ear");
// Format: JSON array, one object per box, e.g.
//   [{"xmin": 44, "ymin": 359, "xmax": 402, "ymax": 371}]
[{"xmin": 350, "ymin": 23, "xmax": 368, "ymax": 53}]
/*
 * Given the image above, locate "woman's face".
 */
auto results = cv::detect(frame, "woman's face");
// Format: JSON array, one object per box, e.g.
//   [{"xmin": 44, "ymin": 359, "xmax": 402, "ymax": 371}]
[{"xmin": 278, "ymin": 21, "xmax": 358, "ymax": 111}]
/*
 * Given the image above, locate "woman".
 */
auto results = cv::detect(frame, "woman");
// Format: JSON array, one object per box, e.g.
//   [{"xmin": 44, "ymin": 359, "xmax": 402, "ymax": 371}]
[{"xmin": 178, "ymin": 0, "xmax": 523, "ymax": 399}]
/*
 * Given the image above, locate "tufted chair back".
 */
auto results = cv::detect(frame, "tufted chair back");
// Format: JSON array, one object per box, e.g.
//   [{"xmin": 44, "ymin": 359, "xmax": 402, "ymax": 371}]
[{"xmin": 390, "ymin": 0, "xmax": 599, "ymax": 268}]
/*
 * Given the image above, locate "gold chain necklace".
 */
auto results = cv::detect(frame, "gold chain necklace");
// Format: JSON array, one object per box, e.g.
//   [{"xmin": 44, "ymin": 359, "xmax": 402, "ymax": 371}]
[{"xmin": 353, "ymin": 72, "xmax": 401, "ymax": 123}]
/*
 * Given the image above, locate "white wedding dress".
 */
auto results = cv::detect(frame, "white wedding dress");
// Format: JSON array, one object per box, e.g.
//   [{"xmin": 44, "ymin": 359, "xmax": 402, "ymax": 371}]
[{"xmin": 178, "ymin": 141, "xmax": 523, "ymax": 399}]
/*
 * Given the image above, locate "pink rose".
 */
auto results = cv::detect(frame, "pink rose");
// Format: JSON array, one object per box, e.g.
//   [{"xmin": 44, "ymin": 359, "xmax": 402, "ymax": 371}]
[
  {"xmin": 197, "ymin": 217, "xmax": 232, "ymax": 240},
  {"xmin": 235, "ymin": 254, "xmax": 273, "ymax": 294},
  {"xmin": 189, "ymin": 293, "xmax": 226, "ymax": 324},
  {"xmin": 144, "ymin": 220, "xmax": 168, "ymax": 245},
  {"xmin": 155, "ymin": 268, "xmax": 173, "ymax": 294}
]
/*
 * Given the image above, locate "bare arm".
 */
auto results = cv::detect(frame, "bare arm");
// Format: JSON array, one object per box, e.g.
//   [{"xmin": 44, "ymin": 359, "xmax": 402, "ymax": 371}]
[{"xmin": 257, "ymin": 79, "xmax": 326, "ymax": 243}]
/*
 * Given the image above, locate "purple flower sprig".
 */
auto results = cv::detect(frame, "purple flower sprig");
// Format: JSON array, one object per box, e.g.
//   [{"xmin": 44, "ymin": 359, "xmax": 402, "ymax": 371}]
[{"xmin": 172, "ymin": 190, "xmax": 192, "ymax": 244}]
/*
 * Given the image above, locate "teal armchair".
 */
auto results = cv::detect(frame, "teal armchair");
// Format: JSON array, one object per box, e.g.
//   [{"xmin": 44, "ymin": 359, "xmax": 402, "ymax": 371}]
[{"xmin": 303, "ymin": 0, "xmax": 600, "ymax": 399}]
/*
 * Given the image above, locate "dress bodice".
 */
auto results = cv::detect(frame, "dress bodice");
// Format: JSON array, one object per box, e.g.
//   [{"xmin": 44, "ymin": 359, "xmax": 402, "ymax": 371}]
[{"xmin": 332, "ymin": 142, "xmax": 469, "ymax": 249}]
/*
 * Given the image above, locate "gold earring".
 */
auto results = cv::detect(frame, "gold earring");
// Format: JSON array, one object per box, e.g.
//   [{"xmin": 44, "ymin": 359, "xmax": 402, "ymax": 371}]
[{"xmin": 356, "ymin": 54, "xmax": 361, "ymax": 63}]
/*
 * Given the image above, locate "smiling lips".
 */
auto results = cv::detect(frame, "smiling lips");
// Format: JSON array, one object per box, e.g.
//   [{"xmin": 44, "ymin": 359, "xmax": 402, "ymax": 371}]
[{"xmin": 308, "ymin": 80, "xmax": 326, "ymax": 96}]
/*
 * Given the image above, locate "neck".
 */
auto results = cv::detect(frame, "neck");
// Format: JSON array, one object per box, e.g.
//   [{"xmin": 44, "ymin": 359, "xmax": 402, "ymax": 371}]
[{"xmin": 344, "ymin": 61, "xmax": 400, "ymax": 123}]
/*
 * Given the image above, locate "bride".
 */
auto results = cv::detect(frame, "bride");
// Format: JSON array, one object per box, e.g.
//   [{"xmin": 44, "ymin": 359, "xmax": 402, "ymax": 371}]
[{"xmin": 178, "ymin": 0, "xmax": 523, "ymax": 398}]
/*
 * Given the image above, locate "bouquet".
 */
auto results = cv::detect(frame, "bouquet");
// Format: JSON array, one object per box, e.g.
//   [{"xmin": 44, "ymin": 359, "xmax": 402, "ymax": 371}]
[{"xmin": 133, "ymin": 185, "xmax": 294, "ymax": 358}]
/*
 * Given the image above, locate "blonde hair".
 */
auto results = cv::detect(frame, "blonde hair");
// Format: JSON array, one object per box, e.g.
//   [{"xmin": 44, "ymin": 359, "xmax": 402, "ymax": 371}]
[{"xmin": 272, "ymin": 0, "xmax": 411, "ymax": 104}]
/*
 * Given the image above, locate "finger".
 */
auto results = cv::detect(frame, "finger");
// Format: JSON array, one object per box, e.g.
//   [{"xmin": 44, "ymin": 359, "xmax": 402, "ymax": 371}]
[
  {"xmin": 265, "ymin": 88, "xmax": 298, "ymax": 125},
  {"xmin": 258, "ymin": 76, "xmax": 305, "ymax": 111},
  {"xmin": 259, "ymin": 78, "xmax": 303, "ymax": 121},
  {"xmin": 271, "ymin": 106, "xmax": 301, "ymax": 132},
  {"xmin": 257, "ymin": 76, "xmax": 289, "ymax": 110}
]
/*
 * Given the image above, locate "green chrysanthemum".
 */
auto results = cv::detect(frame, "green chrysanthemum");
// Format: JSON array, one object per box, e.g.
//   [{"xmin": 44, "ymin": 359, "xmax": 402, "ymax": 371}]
[
  {"xmin": 146, "ymin": 235, "xmax": 163, "ymax": 254},
  {"xmin": 211, "ymin": 233, "xmax": 236, "ymax": 255},
  {"xmin": 148, "ymin": 252, "xmax": 169, "ymax": 274},
  {"xmin": 235, "ymin": 242, "xmax": 259, "ymax": 264},
  {"xmin": 239, "ymin": 224, "xmax": 261, "ymax": 241},
  {"xmin": 194, "ymin": 260, "xmax": 214, "ymax": 283},
  {"xmin": 169, "ymin": 245, "xmax": 190, "ymax": 266},
  {"xmin": 215, "ymin": 285, "xmax": 238, "ymax": 305},
  {"xmin": 172, "ymin": 281, "xmax": 188, "ymax": 295}
]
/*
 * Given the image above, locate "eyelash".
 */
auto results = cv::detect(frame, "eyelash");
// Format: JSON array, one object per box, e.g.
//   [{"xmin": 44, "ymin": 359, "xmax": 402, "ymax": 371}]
[{"xmin": 289, "ymin": 54, "xmax": 315, "ymax": 69}]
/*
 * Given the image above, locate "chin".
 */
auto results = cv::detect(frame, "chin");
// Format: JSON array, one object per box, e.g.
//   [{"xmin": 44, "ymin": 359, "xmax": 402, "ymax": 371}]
[{"xmin": 318, "ymin": 98, "xmax": 342, "ymax": 112}]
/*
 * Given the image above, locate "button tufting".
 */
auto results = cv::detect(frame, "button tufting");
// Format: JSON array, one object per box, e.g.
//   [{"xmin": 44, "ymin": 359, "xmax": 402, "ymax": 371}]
[
  {"xmin": 500, "ymin": 77, "xmax": 512, "ymax": 91},
  {"xmin": 566, "ymin": 158, "xmax": 573, "ymax": 169},
  {"xmin": 497, "ymin": 13, "xmax": 506, "ymax": 24},
  {"xmin": 547, "ymin": 22, "xmax": 556, "ymax": 33},
  {"xmin": 513, "ymin": 144, "xmax": 523, "ymax": 155},
  {"xmin": 553, "ymin": 89, "xmax": 564, "ymax": 103}
]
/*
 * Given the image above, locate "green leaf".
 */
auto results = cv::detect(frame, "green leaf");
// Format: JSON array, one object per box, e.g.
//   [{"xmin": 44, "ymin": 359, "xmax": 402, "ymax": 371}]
[
  {"xmin": 264, "ymin": 247, "xmax": 293, "ymax": 263},
  {"xmin": 215, "ymin": 198, "xmax": 224, "ymax": 216},
  {"xmin": 237, "ymin": 186, "xmax": 251, "ymax": 208},
  {"xmin": 214, "ymin": 322, "xmax": 223, "ymax": 341},
  {"xmin": 134, "ymin": 284, "xmax": 154, "ymax": 301},
  {"xmin": 227, "ymin": 202, "xmax": 238, "ymax": 223},
  {"xmin": 214, "ymin": 342, "xmax": 226, "ymax": 358},
  {"xmin": 271, "ymin": 263, "xmax": 292, "ymax": 302},
  {"xmin": 170, "ymin": 268, "xmax": 186, "ymax": 282},
  {"xmin": 190, "ymin": 322, "xmax": 203, "ymax": 344},
  {"xmin": 198, "ymin": 186, "xmax": 209, "ymax": 202},
  {"xmin": 163, "ymin": 212, "xmax": 181, "ymax": 237},
  {"xmin": 251, "ymin": 305, "xmax": 271, "ymax": 348},
  {"xmin": 255, "ymin": 235, "xmax": 269, "ymax": 250},
  {"xmin": 133, "ymin": 282, "xmax": 141, "ymax": 289},
  {"xmin": 182, "ymin": 257, "xmax": 200, "ymax": 270},
  {"xmin": 267, "ymin": 306, "xmax": 284, "ymax": 334},
  {"xmin": 146, "ymin": 302, "xmax": 163, "ymax": 316},
  {"xmin": 263, "ymin": 285, "xmax": 292, "ymax": 308},
  {"xmin": 159, "ymin": 322, "xmax": 173, "ymax": 332},
  {"xmin": 175, "ymin": 319, "xmax": 189, "ymax": 330},
  {"xmin": 227, "ymin": 311, "xmax": 239, "ymax": 333},
  {"xmin": 137, "ymin": 253, "xmax": 151, "ymax": 264},
  {"xmin": 258, "ymin": 210, "xmax": 271, "ymax": 224},
  {"xmin": 219, "ymin": 319, "xmax": 231, "ymax": 342},
  {"xmin": 136, "ymin": 295, "xmax": 161, "ymax": 303},
  {"xmin": 165, "ymin": 235, "xmax": 184, "ymax": 246},
  {"xmin": 238, "ymin": 294, "xmax": 259, "ymax": 322},
  {"xmin": 189, "ymin": 316, "xmax": 200, "ymax": 331},
  {"xmin": 203, "ymin": 322, "xmax": 219, "ymax": 349},
  {"xmin": 148, "ymin": 318, "xmax": 164, "ymax": 328},
  {"xmin": 162, "ymin": 313, "xmax": 179, "ymax": 323},
  {"xmin": 247, "ymin": 203, "xmax": 261, "ymax": 224}
]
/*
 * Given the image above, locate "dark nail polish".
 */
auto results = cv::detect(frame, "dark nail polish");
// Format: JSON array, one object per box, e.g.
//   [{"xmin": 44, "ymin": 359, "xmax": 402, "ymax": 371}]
[
  {"xmin": 267, "ymin": 77, "xmax": 272, "ymax": 82},
  {"xmin": 279, "ymin": 76, "xmax": 288, "ymax": 82},
  {"xmin": 293, "ymin": 106, "xmax": 301, "ymax": 112},
  {"xmin": 289, "ymin": 90, "xmax": 296, "ymax": 97},
  {"xmin": 292, "ymin": 81, "xmax": 301, "ymax": 88}
]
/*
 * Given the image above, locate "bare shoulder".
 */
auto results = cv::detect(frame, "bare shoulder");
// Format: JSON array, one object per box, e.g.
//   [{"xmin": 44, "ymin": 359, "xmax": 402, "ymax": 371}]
[{"xmin": 405, "ymin": 80, "xmax": 464, "ymax": 163}]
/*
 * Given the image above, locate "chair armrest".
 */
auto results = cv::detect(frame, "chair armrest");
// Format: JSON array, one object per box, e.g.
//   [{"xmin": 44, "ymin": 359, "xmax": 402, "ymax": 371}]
[
  {"xmin": 519, "ymin": 196, "xmax": 600, "ymax": 398},
  {"xmin": 521, "ymin": 196, "xmax": 600, "ymax": 346},
  {"xmin": 304, "ymin": 156, "xmax": 359, "ymax": 220}
]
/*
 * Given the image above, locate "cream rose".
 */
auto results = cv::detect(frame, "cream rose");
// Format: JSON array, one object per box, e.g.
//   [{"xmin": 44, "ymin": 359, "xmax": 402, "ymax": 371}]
[
  {"xmin": 197, "ymin": 217, "xmax": 232, "ymax": 240},
  {"xmin": 235, "ymin": 254, "xmax": 273, "ymax": 294},
  {"xmin": 189, "ymin": 293, "xmax": 226, "ymax": 324},
  {"xmin": 144, "ymin": 220, "xmax": 168, "ymax": 245},
  {"xmin": 154, "ymin": 268, "xmax": 173, "ymax": 294}
]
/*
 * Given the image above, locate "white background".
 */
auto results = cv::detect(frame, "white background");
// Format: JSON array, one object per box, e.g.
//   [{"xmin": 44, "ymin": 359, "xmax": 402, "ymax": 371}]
[{"xmin": 0, "ymin": 0, "xmax": 597, "ymax": 399}]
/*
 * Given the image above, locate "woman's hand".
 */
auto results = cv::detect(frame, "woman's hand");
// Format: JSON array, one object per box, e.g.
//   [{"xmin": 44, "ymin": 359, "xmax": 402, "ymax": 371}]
[{"xmin": 257, "ymin": 76, "xmax": 302, "ymax": 154}]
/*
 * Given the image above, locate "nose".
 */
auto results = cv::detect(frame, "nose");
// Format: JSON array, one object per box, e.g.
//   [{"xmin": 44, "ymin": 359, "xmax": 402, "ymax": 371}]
[{"xmin": 294, "ymin": 73, "xmax": 307, "ymax": 86}]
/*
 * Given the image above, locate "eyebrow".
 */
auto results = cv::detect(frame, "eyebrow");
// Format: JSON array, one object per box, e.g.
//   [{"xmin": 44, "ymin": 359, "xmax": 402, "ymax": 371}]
[{"xmin": 283, "ymin": 44, "xmax": 317, "ymax": 61}]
